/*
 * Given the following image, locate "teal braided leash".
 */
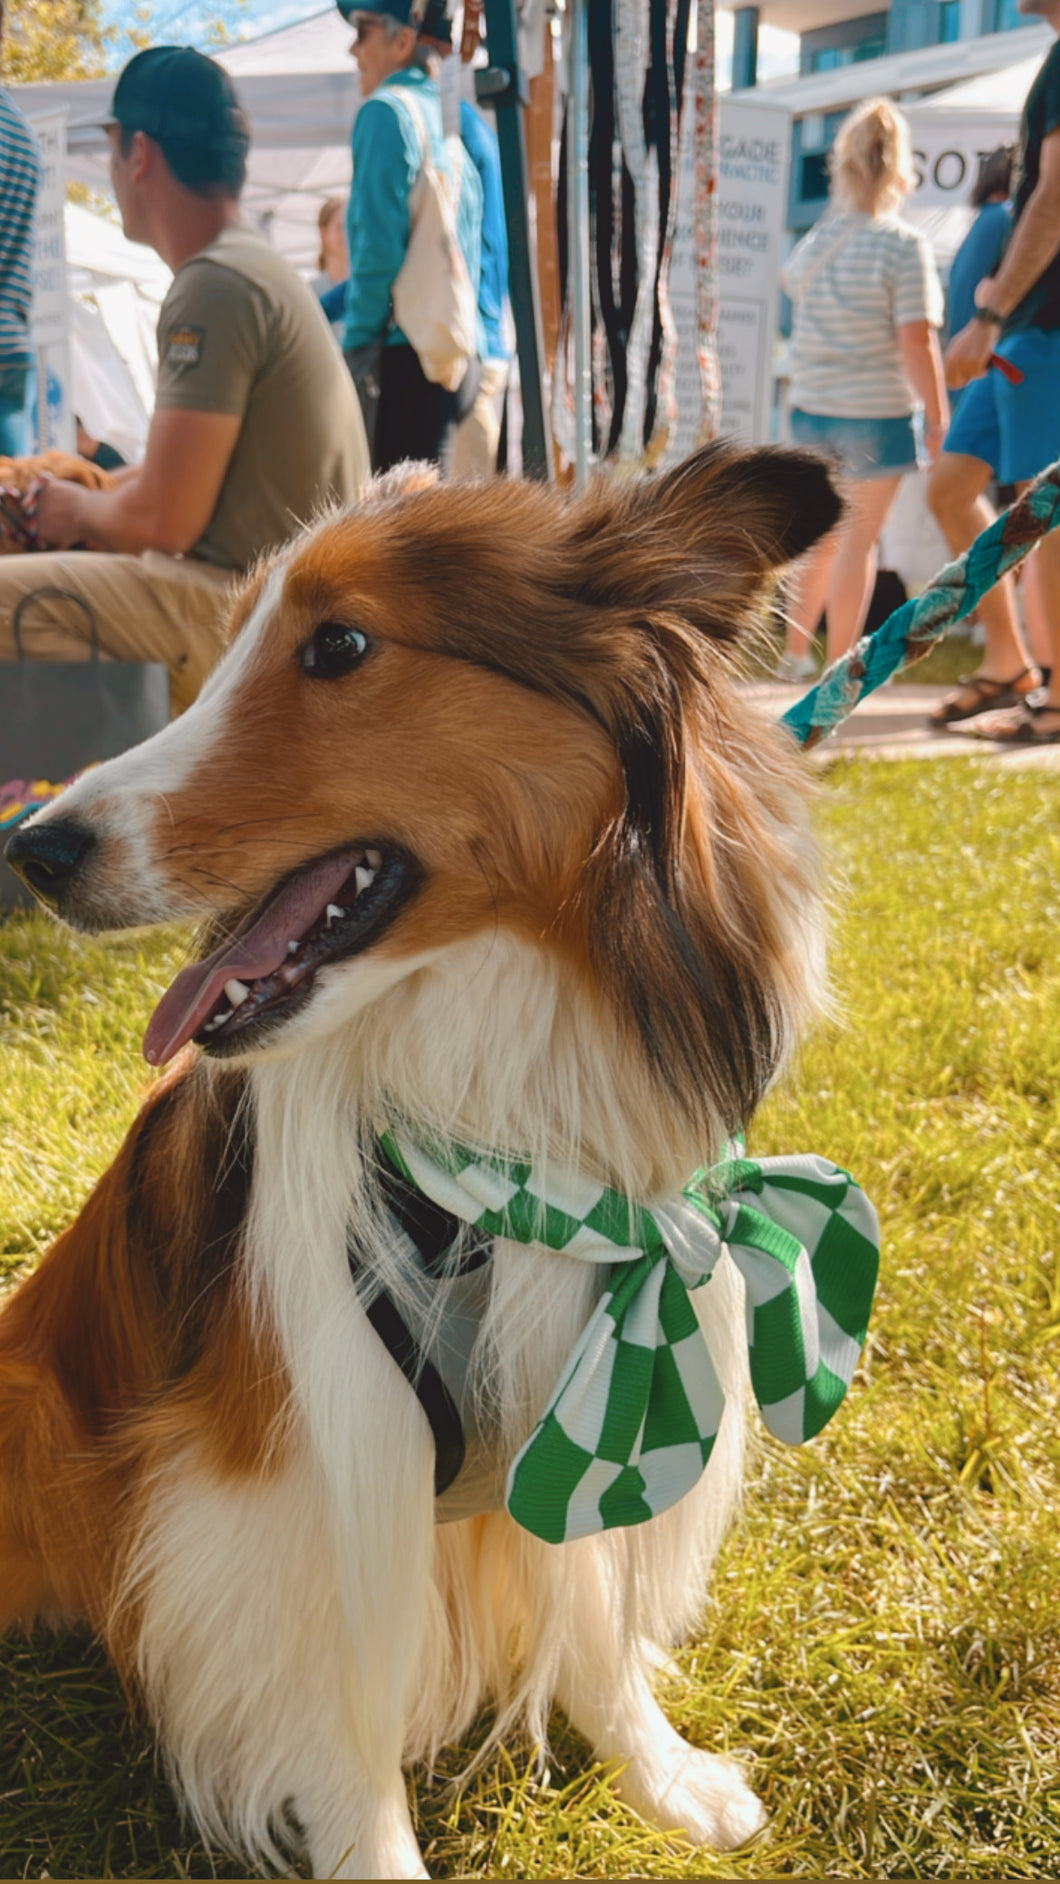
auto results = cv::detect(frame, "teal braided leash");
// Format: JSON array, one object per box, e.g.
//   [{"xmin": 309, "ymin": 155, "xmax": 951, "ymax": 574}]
[{"xmin": 781, "ymin": 457, "xmax": 1060, "ymax": 751}]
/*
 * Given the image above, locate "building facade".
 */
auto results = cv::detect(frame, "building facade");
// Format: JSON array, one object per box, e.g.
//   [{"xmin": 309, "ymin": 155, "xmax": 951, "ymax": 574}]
[{"xmin": 731, "ymin": 2, "xmax": 1049, "ymax": 228}]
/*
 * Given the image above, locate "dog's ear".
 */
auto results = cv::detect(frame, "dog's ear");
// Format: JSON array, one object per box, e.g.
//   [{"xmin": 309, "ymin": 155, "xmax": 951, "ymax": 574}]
[
  {"xmin": 559, "ymin": 447, "xmax": 840, "ymax": 1136},
  {"xmin": 648, "ymin": 442, "xmax": 843, "ymax": 572},
  {"xmin": 544, "ymin": 446, "xmax": 838, "ymax": 877},
  {"xmin": 564, "ymin": 442, "xmax": 842, "ymax": 645}
]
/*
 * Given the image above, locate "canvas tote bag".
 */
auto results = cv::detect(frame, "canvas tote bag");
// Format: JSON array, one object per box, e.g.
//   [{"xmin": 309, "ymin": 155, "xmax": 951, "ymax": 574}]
[
  {"xmin": 383, "ymin": 88, "xmax": 478, "ymax": 392},
  {"xmin": 0, "ymin": 586, "xmax": 170, "ymax": 908}
]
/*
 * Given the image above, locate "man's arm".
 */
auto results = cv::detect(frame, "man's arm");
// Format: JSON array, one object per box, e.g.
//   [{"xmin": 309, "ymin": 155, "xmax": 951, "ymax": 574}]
[
  {"xmin": 36, "ymin": 406, "xmax": 241, "ymax": 555},
  {"xmin": 945, "ymin": 124, "xmax": 1060, "ymax": 388}
]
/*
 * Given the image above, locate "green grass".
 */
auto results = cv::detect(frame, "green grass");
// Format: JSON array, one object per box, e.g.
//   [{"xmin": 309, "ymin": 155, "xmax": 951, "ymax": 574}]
[{"xmin": 2, "ymin": 757, "xmax": 1059, "ymax": 1879}]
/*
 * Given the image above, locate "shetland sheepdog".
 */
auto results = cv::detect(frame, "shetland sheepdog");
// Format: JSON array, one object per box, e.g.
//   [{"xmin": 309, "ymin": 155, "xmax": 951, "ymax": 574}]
[{"xmin": 3, "ymin": 444, "xmax": 840, "ymax": 1879}]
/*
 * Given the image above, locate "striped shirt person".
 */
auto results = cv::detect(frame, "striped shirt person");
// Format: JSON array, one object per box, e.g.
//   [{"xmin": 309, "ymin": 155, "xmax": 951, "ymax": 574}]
[{"xmin": 0, "ymin": 85, "xmax": 42, "ymax": 454}]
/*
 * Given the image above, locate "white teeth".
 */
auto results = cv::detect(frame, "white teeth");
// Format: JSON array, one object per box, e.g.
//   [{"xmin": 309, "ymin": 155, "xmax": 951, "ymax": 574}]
[
  {"xmin": 287, "ymin": 940, "xmax": 299, "ymax": 955},
  {"xmin": 355, "ymin": 866, "xmax": 374, "ymax": 895},
  {"xmin": 325, "ymin": 903, "xmax": 344, "ymax": 926},
  {"xmin": 224, "ymin": 978, "xmax": 250, "ymax": 1007},
  {"xmin": 365, "ymin": 848, "xmax": 382, "ymax": 871},
  {"xmin": 203, "ymin": 1015, "xmax": 223, "ymax": 1032}
]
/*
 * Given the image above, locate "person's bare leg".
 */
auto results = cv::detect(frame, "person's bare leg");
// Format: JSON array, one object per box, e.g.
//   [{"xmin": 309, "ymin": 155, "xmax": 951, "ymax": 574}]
[
  {"xmin": 1017, "ymin": 544, "xmax": 1053, "ymax": 673},
  {"xmin": 781, "ymin": 530, "xmax": 839, "ymax": 667},
  {"xmin": 967, "ymin": 520, "xmax": 1060, "ymax": 741},
  {"xmin": 1026, "ymin": 525, "xmax": 1060, "ymax": 721},
  {"xmin": 927, "ymin": 452, "xmax": 1039, "ymax": 710},
  {"xmin": 823, "ymin": 473, "xmax": 902, "ymax": 664}
]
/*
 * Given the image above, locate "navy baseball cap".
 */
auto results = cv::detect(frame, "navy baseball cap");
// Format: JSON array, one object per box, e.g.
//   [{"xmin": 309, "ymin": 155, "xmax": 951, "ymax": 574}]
[
  {"xmin": 335, "ymin": 0, "xmax": 424, "ymax": 25},
  {"xmin": 99, "ymin": 46, "xmax": 248, "ymax": 160}
]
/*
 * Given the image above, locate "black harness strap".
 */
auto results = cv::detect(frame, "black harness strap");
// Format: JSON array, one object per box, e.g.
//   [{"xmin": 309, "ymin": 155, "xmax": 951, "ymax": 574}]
[
  {"xmin": 346, "ymin": 1145, "xmax": 491, "ymax": 1497},
  {"xmin": 360, "ymin": 1290, "xmax": 466, "ymax": 1496},
  {"xmin": 375, "ymin": 1141, "xmax": 491, "ymax": 1276}
]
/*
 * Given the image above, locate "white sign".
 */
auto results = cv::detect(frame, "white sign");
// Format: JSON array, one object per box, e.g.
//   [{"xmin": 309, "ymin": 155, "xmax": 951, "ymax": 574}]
[
  {"xmin": 29, "ymin": 109, "xmax": 74, "ymax": 451},
  {"xmin": 667, "ymin": 94, "xmax": 790, "ymax": 458},
  {"xmin": 908, "ymin": 109, "xmax": 1021, "ymax": 210}
]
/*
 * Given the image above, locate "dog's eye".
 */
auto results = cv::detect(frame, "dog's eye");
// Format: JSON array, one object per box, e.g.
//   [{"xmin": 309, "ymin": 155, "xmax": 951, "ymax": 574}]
[{"xmin": 301, "ymin": 622, "xmax": 369, "ymax": 679}]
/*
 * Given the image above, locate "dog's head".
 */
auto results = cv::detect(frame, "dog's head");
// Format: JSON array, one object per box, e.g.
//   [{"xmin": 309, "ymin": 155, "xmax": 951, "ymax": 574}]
[{"xmin": 8, "ymin": 446, "xmax": 840, "ymax": 1155}]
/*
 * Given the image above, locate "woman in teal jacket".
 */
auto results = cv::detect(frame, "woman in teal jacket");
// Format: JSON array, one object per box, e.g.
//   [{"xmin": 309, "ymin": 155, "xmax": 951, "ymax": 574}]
[{"xmin": 337, "ymin": 0, "xmax": 483, "ymax": 472}]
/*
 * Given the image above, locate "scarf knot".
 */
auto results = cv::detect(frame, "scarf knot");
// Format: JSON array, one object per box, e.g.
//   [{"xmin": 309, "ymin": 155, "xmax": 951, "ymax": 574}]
[{"xmin": 379, "ymin": 1133, "xmax": 879, "ymax": 1545}]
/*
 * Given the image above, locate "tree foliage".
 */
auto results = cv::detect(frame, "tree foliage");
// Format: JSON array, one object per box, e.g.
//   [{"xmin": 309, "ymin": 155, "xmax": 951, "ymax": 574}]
[
  {"xmin": 1, "ymin": 0, "xmax": 251, "ymax": 85},
  {"xmin": 2, "ymin": 0, "xmax": 114, "ymax": 83}
]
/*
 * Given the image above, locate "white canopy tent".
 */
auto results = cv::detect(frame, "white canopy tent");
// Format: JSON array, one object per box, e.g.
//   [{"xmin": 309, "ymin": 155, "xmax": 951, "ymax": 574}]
[
  {"xmin": 13, "ymin": 8, "xmax": 519, "ymax": 463},
  {"xmin": 11, "ymin": 9, "xmax": 496, "ymax": 274},
  {"xmin": 217, "ymin": 12, "xmax": 362, "ymax": 265},
  {"xmin": 911, "ymin": 53, "xmax": 1045, "ymax": 117},
  {"xmin": 64, "ymin": 201, "xmax": 170, "ymax": 459},
  {"xmin": 14, "ymin": 12, "xmax": 362, "ymax": 455}
]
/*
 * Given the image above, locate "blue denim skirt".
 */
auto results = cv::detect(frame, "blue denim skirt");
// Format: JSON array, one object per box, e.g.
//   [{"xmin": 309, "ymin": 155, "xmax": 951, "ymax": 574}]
[{"xmin": 789, "ymin": 409, "xmax": 917, "ymax": 480}]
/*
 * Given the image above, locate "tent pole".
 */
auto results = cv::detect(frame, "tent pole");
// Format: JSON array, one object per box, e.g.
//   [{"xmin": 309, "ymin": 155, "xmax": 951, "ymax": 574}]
[
  {"xmin": 478, "ymin": 0, "xmax": 552, "ymax": 482},
  {"xmin": 567, "ymin": 0, "xmax": 591, "ymax": 488}
]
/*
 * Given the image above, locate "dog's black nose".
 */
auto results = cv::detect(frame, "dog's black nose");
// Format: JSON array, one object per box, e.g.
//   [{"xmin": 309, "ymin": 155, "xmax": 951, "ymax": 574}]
[{"xmin": 5, "ymin": 821, "xmax": 96, "ymax": 908}]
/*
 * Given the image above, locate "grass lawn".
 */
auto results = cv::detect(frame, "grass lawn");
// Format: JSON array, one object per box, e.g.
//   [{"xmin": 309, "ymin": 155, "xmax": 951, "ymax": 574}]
[{"xmin": 1, "ymin": 755, "xmax": 1058, "ymax": 1879}]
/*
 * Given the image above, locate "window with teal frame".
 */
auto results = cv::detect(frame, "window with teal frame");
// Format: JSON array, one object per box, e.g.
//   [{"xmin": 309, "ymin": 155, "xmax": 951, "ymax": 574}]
[{"xmin": 810, "ymin": 33, "xmax": 886, "ymax": 72}]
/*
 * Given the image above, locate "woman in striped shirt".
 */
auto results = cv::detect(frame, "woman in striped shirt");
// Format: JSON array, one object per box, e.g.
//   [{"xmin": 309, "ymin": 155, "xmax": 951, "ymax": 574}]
[{"xmin": 776, "ymin": 98, "xmax": 949, "ymax": 679}]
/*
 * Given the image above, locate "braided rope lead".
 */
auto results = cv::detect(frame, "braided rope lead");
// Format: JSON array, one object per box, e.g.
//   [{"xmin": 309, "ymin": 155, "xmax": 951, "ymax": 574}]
[{"xmin": 780, "ymin": 457, "xmax": 1060, "ymax": 751}]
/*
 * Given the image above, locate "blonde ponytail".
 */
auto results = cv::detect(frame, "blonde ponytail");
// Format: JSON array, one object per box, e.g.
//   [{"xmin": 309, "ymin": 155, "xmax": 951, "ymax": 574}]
[{"xmin": 830, "ymin": 96, "xmax": 917, "ymax": 217}]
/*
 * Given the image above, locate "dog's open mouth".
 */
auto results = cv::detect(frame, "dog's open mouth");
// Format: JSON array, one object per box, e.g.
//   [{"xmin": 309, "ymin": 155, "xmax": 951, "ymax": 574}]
[{"xmin": 143, "ymin": 843, "xmax": 420, "ymax": 1066}]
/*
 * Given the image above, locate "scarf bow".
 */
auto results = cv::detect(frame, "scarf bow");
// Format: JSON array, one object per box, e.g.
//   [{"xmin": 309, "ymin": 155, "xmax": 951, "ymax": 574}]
[{"xmin": 380, "ymin": 1134, "xmax": 879, "ymax": 1545}]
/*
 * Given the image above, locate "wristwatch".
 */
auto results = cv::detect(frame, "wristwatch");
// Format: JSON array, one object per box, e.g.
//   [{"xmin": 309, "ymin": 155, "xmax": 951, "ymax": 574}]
[{"xmin": 972, "ymin": 305, "xmax": 1005, "ymax": 326}]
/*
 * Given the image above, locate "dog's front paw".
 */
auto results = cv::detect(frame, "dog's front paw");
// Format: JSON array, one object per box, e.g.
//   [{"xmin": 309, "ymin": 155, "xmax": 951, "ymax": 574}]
[{"xmin": 617, "ymin": 1744, "xmax": 767, "ymax": 1852}]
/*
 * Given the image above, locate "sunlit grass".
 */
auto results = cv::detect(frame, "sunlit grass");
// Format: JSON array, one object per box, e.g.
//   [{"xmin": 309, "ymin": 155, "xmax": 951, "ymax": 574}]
[{"xmin": 1, "ymin": 756, "xmax": 1058, "ymax": 1877}]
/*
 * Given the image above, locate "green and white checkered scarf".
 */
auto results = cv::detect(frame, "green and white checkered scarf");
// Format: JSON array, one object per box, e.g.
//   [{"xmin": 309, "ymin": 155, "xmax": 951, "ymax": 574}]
[{"xmin": 380, "ymin": 1132, "xmax": 879, "ymax": 1546}]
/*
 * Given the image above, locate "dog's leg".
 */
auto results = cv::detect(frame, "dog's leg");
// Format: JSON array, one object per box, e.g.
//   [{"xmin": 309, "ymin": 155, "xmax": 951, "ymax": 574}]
[
  {"xmin": 553, "ymin": 1258, "xmax": 766, "ymax": 1854},
  {"xmin": 128, "ymin": 1442, "xmax": 429, "ymax": 1880},
  {"xmin": 294, "ymin": 1770, "xmax": 428, "ymax": 1882},
  {"xmin": 0, "ymin": 1355, "xmax": 86, "ymax": 1630},
  {"xmin": 554, "ymin": 1541, "xmax": 767, "ymax": 1853}
]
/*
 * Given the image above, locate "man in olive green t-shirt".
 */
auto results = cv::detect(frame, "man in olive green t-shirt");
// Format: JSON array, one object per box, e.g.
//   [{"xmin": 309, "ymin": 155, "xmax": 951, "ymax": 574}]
[{"xmin": 0, "ymin": 47, "xmax": 369, "ymax": 713}]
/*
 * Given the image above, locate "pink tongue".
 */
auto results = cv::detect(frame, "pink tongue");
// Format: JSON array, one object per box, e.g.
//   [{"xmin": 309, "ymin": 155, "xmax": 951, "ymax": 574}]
[{"xmin": 143, "ymin": 849, "xmax": 365, "ymax": 1065}]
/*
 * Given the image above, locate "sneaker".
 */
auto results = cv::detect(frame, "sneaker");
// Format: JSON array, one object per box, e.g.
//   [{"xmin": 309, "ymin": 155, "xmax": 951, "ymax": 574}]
[{"xmin": 774, "ymin": 651, "xmax": 817, "ymax": 683}]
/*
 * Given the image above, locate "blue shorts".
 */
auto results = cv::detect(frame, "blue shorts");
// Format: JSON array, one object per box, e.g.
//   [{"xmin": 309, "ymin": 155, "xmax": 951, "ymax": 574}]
[
  {"xmin": 943, "ymin": 326, "xmax": 1060, "ymax": 485},
  {"xmin": 788, "ymin": 409, "xmax": 917, "ymax": 480}
]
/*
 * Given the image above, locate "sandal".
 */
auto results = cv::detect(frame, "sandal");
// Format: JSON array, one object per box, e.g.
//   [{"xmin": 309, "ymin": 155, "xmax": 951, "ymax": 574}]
[
  {"xmin": 929, "ymin": 668, "xmax": 1042, "ymax": 727},
  {"xmin": 964, "ymin": 702, "xmax": 1060, "ymax": 745}
]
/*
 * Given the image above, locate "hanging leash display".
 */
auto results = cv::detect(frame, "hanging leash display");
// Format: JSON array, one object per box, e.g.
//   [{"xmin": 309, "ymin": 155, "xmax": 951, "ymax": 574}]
[
  {"xmin": 640, "ymin": 0, "xmax": 690, "ymax": 465},
  {"xmin": 690, "ymin": 0, "xmax": 721, "ymax": 446},
  {"xmin": 555, "ymin": 0, "xmax": 704, "ymax": 472},
  {"xmin": 781, "ymin": 457, "xmax": 1060, "ymax": 751},
  {"xmin": 614, "ymin": 0, "xmax": 658, "ymax": 463},
  {"xmin": 586, "ymin": 0, "xmax": 623, "ymax": 455}
]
